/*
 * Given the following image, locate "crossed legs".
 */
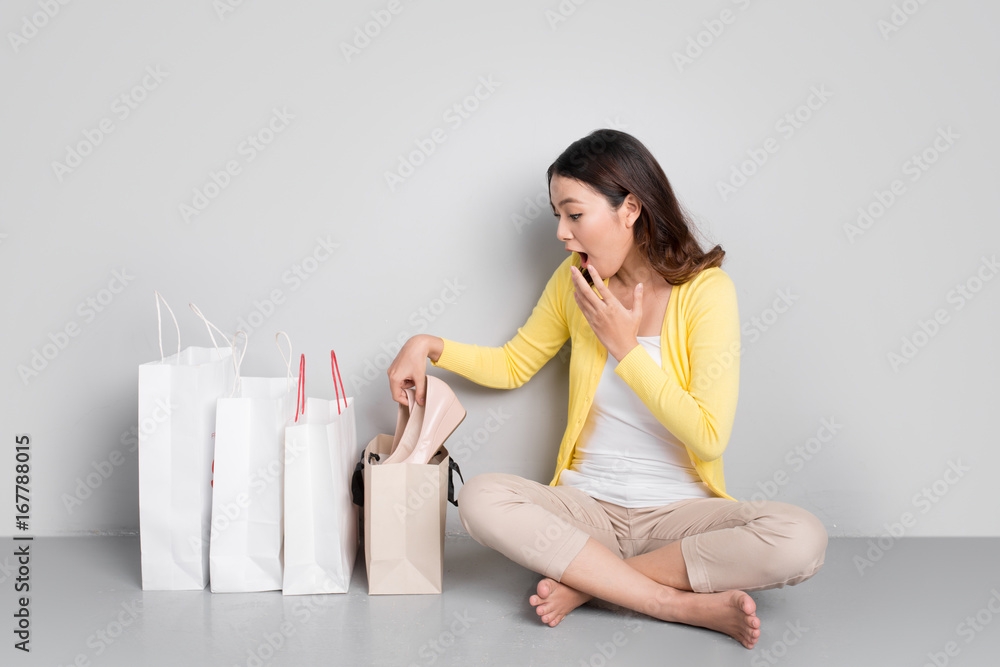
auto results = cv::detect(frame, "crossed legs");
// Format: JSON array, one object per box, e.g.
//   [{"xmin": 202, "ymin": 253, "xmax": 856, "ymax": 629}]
[{"xmin": 458, "ymin": 473, "xmax": 828, "ymax": 649}]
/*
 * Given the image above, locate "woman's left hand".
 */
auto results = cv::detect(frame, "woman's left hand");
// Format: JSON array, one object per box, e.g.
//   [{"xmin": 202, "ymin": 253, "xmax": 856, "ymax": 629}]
[{"xmin": 570, "ymin": 264, "xmax": 643, "ymax": 362}]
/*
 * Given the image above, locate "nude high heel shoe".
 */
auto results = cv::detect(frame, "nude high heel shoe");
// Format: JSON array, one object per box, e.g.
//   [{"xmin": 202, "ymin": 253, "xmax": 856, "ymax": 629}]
[
  {"xmin": 386, "ymin": 385, "xmax": 424, "ymax": 462},
  {"xmin": 382, "ymin": 376, "xmax": 466, "ymax": 465}
]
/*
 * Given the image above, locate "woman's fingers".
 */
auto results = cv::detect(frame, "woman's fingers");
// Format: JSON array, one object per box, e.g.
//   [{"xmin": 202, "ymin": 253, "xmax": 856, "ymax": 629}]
[
  {"xmin": 585, "ymin": 264, "xmax": 621, "ymax": 306},
  {"xmin": 387, "ymin": 372, "xmax": 411, "ymax": 405},
  {"xmin": 412, "ymin": 373, "xmax": 427, "ymax": 406},
  {"xmin": 571, "ymin": 264, "xmax": 621, "ymax": 309},
  {"xmin": 570, "ymin": 266, "xmax": 600, "ymax": 308},
  {"xmin": 387, "ymin": 336, "xmax": 430, "ymax": 405}
]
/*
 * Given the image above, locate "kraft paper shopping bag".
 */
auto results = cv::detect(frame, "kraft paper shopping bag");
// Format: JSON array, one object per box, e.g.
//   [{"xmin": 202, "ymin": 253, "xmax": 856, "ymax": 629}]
[{"xmin": 359, "ymin": 434, "xmax": 462, "ymax": 595}]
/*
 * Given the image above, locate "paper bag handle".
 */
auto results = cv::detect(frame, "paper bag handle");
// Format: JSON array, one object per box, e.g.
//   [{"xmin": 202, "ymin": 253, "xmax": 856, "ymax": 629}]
[
  {"xmin": 188, "ymin": 302, "xmax": 228, "ymax": 352},
  {"xmin": 294, "ymin": 353, "xmax": 306, "ymax": 422},
  {"xmin": 275, "ymin": 331, "xmax": 294, "ymax": 393},
  {"xmin": 228, "ymin": 330, "xmax": 248, "ymax": 397},
  {"xmin": 153, "ymin": 291, "xmax": 181, "ymax": 362},
  {"xmin": 331, "ymin": 350, "xmax": 347, "ymax": 415}
]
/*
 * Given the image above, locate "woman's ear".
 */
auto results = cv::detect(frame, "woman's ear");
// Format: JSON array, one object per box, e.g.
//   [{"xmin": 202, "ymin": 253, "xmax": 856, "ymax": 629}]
[{"xmin": 622, "ymin": 193, "xmax": 642, "ymax": 229}]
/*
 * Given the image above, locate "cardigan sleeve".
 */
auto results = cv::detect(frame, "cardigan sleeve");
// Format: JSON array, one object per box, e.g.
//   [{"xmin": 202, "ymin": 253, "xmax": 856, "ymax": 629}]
[
  {"xmin": 614, "ymin": 268, "xmax": 741, "ymax": 462},
  {"xmin": 430, "ymin": 257, "xmax": 572, "ymax": 389}
]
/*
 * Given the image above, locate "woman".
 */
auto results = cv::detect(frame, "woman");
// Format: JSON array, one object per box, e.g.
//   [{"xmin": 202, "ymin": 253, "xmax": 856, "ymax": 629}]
[{"xmin": 386, "ymin": 129, "xmax": 827, "ymax": 649}]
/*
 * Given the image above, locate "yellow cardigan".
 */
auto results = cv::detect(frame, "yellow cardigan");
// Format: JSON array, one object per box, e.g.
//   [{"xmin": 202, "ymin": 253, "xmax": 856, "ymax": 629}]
[{"xmin": 431, "ymin": 253, "xmax": 741, "ymax": 500}]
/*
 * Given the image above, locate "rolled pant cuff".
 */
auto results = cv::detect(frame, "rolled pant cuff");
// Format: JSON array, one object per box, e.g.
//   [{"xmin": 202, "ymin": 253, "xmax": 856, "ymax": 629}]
[
  {"xmin": 680, "ymin": 535, "xmax": 713, "ymax": 593},
  {"xmin": 544, "ymin": 529, "xmax": 592, "ymax": 582}
]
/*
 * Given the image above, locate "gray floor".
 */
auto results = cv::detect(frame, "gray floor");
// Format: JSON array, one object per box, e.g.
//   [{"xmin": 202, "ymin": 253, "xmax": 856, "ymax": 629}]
[{"xmin": 10, "ymin": 536, "xmax": 1000, "ymax": 666}]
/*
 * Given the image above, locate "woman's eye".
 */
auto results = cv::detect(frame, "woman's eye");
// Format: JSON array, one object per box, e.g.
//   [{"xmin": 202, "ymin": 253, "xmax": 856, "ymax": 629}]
[{"xmin": 570, "ymin": 214, "xmax": 581, "ymax": 220}]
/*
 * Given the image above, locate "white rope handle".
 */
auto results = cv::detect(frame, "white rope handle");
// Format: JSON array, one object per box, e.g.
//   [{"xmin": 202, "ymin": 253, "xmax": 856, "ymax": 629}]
[
  {"xmin": 275, "ymin": 331, "xmax": 294, "ymax": 392},
  {"xmin": 188, "ymin": 302, "xmax": 228, "ymax": 352},
  {"xmin": 154, "ymin": 291, "xmax": 181, "ymax": 362},
  {"xmin": 229, "ymin": 330, "xmax": 248, "ymax": 397}
]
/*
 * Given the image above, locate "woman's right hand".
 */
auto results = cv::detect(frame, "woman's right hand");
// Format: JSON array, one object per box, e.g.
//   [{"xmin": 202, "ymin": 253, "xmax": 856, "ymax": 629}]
[{"xmin": 387, "ymin": 335, "xmax": 444, "ymax": 406}]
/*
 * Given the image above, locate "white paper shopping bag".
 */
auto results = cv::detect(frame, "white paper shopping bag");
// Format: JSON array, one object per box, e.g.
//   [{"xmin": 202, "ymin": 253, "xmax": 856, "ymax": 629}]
[
  {"xmin": 138, "ymin": 294, "xmax": 234, "ymax": 590},
  {"xmin": 282, "ymin": 351, "xmax": 360, "ymax": 595},
  {"xmin": 209, "ymin": 332, "xmax": 299, "ymax": 593}
]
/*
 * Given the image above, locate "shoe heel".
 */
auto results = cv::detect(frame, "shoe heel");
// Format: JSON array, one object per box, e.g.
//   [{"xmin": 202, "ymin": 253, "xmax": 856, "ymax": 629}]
[
  {"xmin": 434, "ymin": 399, "xmax": 467, "ymax": 447},
  {"xmin": 403, "ymin": 397, "xmax": 466, "ymax": 465}
]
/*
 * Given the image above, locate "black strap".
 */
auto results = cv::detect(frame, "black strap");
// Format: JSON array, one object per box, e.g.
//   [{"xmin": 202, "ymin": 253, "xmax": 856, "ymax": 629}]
[
  {"xmin": 447, "ymin": 457, "xmax": 464, "ymax": 507},
  {"xmin": 354, "ymin": 450, "xmax": 463, "ymax": 508},
  {"xmin": 351, "ymin": 450, "xmax": 377, "ymax": 507}
]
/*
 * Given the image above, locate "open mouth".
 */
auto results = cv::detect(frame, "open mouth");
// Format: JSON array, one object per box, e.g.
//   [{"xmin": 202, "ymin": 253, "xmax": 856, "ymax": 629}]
[{"xmin": 577, "ymin": 252, "xmax": 594, "ymax": 285}]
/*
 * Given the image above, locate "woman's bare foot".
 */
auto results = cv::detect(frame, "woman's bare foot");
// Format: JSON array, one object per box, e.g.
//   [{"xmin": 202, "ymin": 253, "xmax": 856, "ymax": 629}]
[
  {"xmin": 646, "ymin": 587, "xmax": 761, "ymax": 649},
  {"xmin": 530, "ymin": 577, "xmax": 760, "ymax": 647},
  {"xmin": 528, "ymin": 578, "xmax": 593, "ymax": 627}
]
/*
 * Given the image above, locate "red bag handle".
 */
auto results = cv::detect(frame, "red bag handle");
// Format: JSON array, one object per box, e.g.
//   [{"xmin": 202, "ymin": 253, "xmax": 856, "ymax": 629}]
[
  {"xmin": 294, "ymin": 353, "xmax": 306, "ymax": 422},
  {"xmin": 331, "ymin": 350, "xmax": 347, "ymax": 415}
]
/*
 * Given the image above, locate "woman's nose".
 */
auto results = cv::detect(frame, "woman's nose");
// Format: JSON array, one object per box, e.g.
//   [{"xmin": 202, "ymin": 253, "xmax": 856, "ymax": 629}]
[{"xmin": 555, "ymin": 217, "xmax": 571, "ymax": 242}]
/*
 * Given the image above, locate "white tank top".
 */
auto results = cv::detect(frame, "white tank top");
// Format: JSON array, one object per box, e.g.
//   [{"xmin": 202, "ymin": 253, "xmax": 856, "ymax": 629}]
[{"xmin": 557, "ymin": 336, "xmax": 714, "ymax": 507}]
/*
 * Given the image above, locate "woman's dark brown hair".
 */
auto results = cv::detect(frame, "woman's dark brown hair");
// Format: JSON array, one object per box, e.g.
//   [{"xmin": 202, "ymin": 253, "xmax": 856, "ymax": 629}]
[{"xmin": 546, "ymin": 129, "xmax": 724, "ymax": 285}]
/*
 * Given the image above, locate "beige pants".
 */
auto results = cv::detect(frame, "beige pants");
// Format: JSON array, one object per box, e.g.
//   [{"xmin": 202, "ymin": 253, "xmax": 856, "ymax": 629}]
[{"xmin": 457, "ymin": 473, "xmax": 828, "ymax": 593}]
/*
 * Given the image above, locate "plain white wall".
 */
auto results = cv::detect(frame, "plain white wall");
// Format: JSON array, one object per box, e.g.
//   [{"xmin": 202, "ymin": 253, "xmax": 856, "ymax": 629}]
[{"xmin": 1, "ymin": 0, "xmax": 997, "ymax": 538}]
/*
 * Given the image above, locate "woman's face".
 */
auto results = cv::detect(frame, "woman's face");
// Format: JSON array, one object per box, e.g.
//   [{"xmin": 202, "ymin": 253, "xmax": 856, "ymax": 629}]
[{"xmin": 550, "ymin": 174, "xmax": 638, "ymax": 281}]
